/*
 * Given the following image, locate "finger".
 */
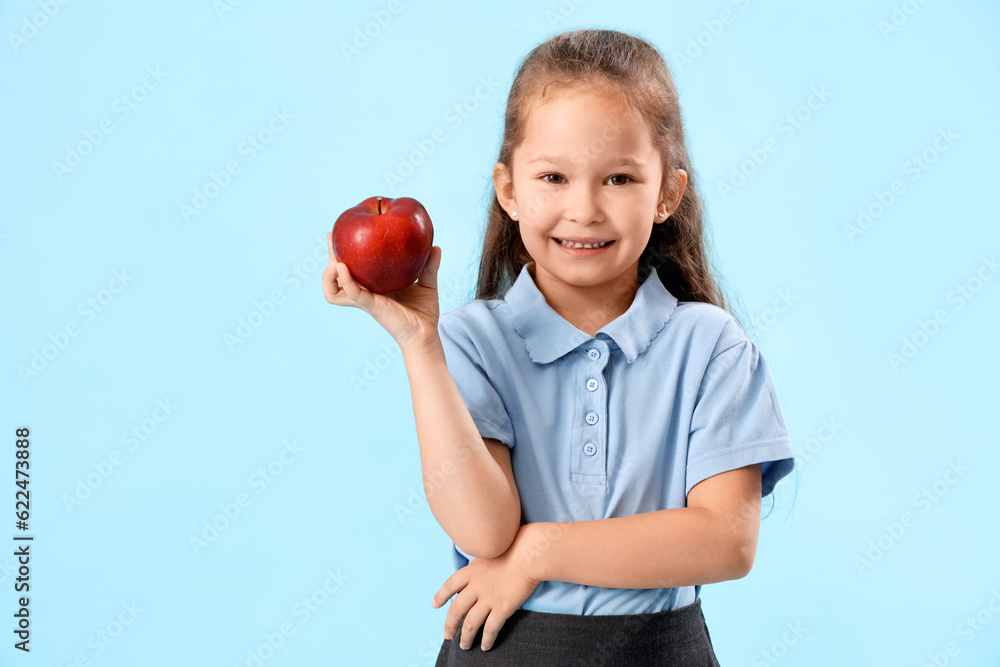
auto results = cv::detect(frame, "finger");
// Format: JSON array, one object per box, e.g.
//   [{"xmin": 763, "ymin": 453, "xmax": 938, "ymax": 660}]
[
  {"xmin": 327, "ymin": 231, "xmax": 336, "ymax": 264},
  {"xmin": 459, "ymin": 602, "xmax": 491, "ymax": 651},
  {"xmin": 416, "ymin": 245, "xmax": 441, "ymax": 290},
  {"xmin": 444, "ymin": 589, "xmax": 476, "ymax": 641},
  {"xmin": 431, "ymin": 574, "xmax": 456, "ymax": 609},
  {"xmin": 433, "ymin": 566, "xmax": 469, "ymax": 609},
  {"xmin": 321, "ymin": 263, "xmax": 340, "ymax": 303},
  {"xmin": 335, "ymin": 261, "xmax": 375, "ymax": 310},
  {"xmin": 479, "ymin": 609, "xmax": 510, "ymax": 651}
]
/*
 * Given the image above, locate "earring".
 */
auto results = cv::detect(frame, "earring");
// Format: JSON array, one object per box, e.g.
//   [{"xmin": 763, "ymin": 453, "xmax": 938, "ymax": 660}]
[{"xmin": 511, "ymin": 211, "xmax": 518, "ymax": 218}]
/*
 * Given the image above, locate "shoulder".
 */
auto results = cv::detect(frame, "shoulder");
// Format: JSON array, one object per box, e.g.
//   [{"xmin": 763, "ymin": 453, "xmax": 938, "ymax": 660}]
[
  {"xmin": 438, "ymin": 298, "xmax": 511, "ymax": 351},
  {"xmin": 439, "ymin": 297, "xmax": 505, "ymax": 333},
  {"xmin": 437, "ymin": 298, "xmax": 521, "ymax": 379},
  {"xmin": 669, "ymin": 300, "xmax": 749, "ymax": 358}
]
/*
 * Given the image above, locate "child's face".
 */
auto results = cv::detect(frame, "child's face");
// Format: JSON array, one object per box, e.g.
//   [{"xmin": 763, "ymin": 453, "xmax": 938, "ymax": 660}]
[{"xmin": 494, "ymin": 84, "xmax": 684, "ymax": 292}]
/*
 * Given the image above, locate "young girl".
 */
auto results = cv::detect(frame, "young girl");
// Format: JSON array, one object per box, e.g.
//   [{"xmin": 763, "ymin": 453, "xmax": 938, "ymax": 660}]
[{"xmin": 324, "ymin": 28, "xmax": 795, "ymax": 666}]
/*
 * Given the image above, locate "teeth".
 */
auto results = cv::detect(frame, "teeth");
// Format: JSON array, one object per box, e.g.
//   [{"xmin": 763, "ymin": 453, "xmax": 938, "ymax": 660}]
[{"xmin": 558, "ymin": 239, "xmax": 609, "ymax": 249}]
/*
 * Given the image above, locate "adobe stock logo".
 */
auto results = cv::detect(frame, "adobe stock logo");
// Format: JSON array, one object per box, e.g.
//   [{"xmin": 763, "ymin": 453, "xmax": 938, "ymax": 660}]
[
  {"xmin": 8, "ymin": 0, "xmax": 72, "ymax": 53},
  {"xmin": 669, "ymin": 0, "xmax": 757, "ymax": 73},
  {"xmin": 57, "ymin": 600, "xmax": 144, "ymax": 666},
  {"xmin": 18, "ymin": 269, "xmax": 134, "ymax": 384},
  {"xmin": 843, "ymin": 127, "xmax": 958, "ymax": 245},
  {"xmin": 853, "ymin": 459, "xmax": 969, "ymax": 576},
  {"xmin": 223, "ymin": 234, "xmax": 327, "ymax": 351},
  {"xmin": 179, "ymin": 107, "xmax": 293, "ymax": 223},
  {"xmin": 545, "ymin": 0, "xmax": 588, "ymax": 29},
  {"xmin": 921, "ymin": 589, "xmax": 1000, "ymax": 667},
  {"xmin": 62, "ymin": 398, "xmax": 178, "ymax": 514},
  {"xmin": 188, "ymin": 440, "xmax": 304, "ymax": 556},
  {"xmin": 716, "ymin": 85, "xmax": 832, "ymax": 202},
  {"xmin": 51, "ymin": 66, "xmax": 168, "ymax": 181},
  {"xmin": 213, "ymin": 0, "xmax": 247, "ymax": 21},
  {"xmin": 383, "ymin": 75, "xmax": 502, "ymax": 190},
  {"xmin": 340, "ymin": 0, "xmax": 405, "ymax": 63},
  {"xmin": 877, "ymin": 0, "xmax": 933, "ymax": 40},
  {"xmin": 887, "ymin": 255, "xmax": 997, "ymax": 371}
]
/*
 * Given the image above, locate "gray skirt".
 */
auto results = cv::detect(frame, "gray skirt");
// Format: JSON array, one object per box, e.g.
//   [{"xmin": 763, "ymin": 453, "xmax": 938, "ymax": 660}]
[{"xmin": 435, "ymin": 597, "xmax": 721, "ymax": 666}]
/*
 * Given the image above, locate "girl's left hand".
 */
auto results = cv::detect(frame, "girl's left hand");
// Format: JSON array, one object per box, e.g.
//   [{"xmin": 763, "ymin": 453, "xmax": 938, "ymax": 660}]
[{"xmin": 431, "ymin": 524, "xmax": 543, "ymax": 651}]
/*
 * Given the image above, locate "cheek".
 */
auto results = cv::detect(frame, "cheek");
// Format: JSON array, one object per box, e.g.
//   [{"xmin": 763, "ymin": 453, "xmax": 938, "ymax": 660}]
[
  {"xmin": 520, "ymin": 186, "xmax": 558, "ymax": 220},
  {"xmin": 520, "ymin": 228, "xmax": 549, "ymax": 250}
]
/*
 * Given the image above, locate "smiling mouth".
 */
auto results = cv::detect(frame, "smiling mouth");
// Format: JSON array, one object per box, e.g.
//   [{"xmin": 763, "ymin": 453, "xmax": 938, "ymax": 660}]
[{"xmin": 553, "ymin": 238, "xmax": 615, "ymax": 249}]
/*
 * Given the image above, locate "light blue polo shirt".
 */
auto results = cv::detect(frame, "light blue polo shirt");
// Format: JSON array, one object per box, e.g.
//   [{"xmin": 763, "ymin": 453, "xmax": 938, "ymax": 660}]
[{"xmin": 436, "ymin": 261, "xmax": 795, "ymax": 615}]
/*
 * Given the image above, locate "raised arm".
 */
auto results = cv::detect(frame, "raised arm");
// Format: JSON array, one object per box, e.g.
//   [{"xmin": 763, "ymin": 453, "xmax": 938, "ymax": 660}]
[
  {"xmin": 402, "ymin": 337, "xmax": 521, "ymax": 559},
  {"xmin": 322, "ymin": 237, "xmax": 520, "ymax": 559}
]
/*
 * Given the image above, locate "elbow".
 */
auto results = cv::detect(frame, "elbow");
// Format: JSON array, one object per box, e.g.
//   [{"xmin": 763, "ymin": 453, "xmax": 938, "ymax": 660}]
[
  {"xmin": 456, "ymin": 539, "xmax": 508, "ymax": 561},
  {"xmin": 457, "ymin": 514, "xmax": 520, "ymax": 560},
  {"xmin": 731, "ymin": 539, "xmax": 757, "ymax": 580},
  {"xmin": 449, "ymin": 475, "xmax": 522, "ymax": 560},
  {"xmin": 464, "ymin": 542, "xmax": 508, "ymax": 561},
  {"xmin": 462, "ymin": 526, "xmax": 519, "ymax": 560},
  {"xmin": 710, "ymin": 508, "xmax": 757, "ymax": 580}
]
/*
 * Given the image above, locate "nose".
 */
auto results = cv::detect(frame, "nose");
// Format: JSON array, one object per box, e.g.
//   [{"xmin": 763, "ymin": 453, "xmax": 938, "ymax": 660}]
[{"xmin": 565, "ymin": 181, "xmax": 602, "ymax": 225}]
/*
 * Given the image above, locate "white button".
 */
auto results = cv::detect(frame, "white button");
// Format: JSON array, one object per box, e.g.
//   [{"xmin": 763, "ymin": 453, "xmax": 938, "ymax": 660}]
[
  {"xmin": 588, "ymin": 348, "xmax": 600, "ymax": 360},
  {"xmin": 585, "ymin": 412, "xmax": 599, "ymax": 425},
  {"xmin": 583, "ymin": 442, "xmax": 597, "ymax": 456},
  {"xmin": 586, "ymin": 378, "xmax": 598, "ymax": 391}
]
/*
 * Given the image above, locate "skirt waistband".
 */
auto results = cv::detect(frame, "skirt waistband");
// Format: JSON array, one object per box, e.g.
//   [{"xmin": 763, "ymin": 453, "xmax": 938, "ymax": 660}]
[
  {"xmin": 436, "ymin": 598, "xmax": 721, "ymax": 665},
  {"xmin": 490, "ymin": 598, "xmax": 707, "ymax": 646}
]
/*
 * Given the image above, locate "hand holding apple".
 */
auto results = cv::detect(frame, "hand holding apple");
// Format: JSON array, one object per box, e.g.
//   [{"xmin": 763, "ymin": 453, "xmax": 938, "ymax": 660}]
[
  {"xmin": 323, "ymin": 200, "xmax": 442, "ymax": 353},
  {"xmin": 331, "ymin": 195, "xmax": 434, "ymax": 294}
]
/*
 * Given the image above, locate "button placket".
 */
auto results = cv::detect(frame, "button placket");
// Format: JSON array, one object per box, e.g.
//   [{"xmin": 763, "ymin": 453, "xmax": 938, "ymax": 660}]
[{"xmin": 571, "ymin": 344, "xmax": 608, "ymax": 484}]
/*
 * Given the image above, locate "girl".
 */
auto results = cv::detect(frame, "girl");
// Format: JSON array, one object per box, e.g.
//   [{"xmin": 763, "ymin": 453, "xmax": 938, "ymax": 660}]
[{"xmin": 324, "ymin": 28, "xmax": 795, "ymax": 666}]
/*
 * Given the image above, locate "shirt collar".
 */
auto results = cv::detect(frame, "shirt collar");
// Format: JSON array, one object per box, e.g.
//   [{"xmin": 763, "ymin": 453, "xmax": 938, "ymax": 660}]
[{"xmin": 506, "ymin": 262, "xmax": 678, "ymax": 365}]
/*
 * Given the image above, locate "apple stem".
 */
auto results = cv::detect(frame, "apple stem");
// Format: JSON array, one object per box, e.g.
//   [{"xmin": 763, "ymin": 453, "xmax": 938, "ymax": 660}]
[{"xmin": 377, "ymin": 196, "xmax": 382, "ymax": 214}]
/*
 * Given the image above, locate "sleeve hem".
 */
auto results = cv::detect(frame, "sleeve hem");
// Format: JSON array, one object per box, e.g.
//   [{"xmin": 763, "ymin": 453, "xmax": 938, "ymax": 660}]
[
  {"xmin": 472, "ymin": 416, "xmax": 514, "ymax": 449},
  {"xmin": 686, "ymin": 437, "xmax": 795, "ymax": 498}
]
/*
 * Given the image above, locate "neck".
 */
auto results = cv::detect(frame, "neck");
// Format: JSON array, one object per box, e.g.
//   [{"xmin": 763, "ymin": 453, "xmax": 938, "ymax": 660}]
[{"xmin": 528, "ymin": 261, "xmax": 641, "ymax": 337}]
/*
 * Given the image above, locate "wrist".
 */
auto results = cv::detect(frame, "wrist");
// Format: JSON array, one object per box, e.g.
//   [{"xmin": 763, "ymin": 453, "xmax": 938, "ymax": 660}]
[
  {"xmin": 400, "ymin": 332, "xmax": 444, "ymax": 360},
  {"xmin": 514, "ymin": 521, "xmax": 564, "ymax": 585}
]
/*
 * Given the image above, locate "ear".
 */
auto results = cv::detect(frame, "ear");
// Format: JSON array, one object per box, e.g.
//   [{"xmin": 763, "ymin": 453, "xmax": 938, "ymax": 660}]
[
  {"xmin": 493, "ymin": 162, "xmax": 517, "ymax": 217},
  {"xmin": 656, "ymin": 168, "xmax": 688, "ymax": 221}
]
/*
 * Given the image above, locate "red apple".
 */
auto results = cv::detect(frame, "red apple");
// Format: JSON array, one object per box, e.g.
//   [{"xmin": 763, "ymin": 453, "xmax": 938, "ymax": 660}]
[{"xmin": 331, "ymin": 195, "xmax": 434, "ymax": 294}]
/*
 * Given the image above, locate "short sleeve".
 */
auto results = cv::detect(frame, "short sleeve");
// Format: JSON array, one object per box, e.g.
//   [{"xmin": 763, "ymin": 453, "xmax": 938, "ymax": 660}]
[
  {"xmin": 437, "ymin": 317, "xmax": 516, "ymax": 450},
  {"xmin": 686, "ymin": 323, "xmax": 795, "ymax": 498},
  {"xmin": 451, "ymin": 541, "xmax": 474, "ymax": 569}
]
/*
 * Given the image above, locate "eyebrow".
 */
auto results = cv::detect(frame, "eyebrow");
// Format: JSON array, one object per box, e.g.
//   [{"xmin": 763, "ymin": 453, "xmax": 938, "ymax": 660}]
[{"xmin": 527, "ymin": 155, "xmax": 648, "ymax": 168}]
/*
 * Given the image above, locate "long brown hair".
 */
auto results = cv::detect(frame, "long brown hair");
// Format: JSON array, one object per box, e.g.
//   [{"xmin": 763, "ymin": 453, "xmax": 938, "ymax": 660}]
[{"xmin": 475, "ymin": 29, "xmax": 739, "ymax": 325}]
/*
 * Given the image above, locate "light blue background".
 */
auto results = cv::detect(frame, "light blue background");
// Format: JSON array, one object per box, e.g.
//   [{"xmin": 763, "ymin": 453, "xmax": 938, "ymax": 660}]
[{"xmin": 2, "ymin": 1, "xmax": 998, "ymax": 665}]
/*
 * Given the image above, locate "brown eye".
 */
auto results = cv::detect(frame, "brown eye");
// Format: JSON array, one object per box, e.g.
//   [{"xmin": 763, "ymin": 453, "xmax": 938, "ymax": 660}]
[
  {"xmin": 543, "ymin": 174, "xmax": 564, "ymax": 184},
  {"xmin": 608, "ymin": 174, "xmax": 632, "ymax": 185}
]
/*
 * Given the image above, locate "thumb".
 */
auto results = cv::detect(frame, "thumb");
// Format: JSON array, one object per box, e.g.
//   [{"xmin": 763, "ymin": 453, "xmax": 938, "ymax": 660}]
[{"xmin": 416, "ymin": 245, "xmax": 441, "ymax": 290}]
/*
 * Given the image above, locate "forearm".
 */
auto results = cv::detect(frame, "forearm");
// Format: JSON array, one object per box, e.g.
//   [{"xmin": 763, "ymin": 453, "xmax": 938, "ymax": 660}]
[
  {"xmin": 521, "ymin": 508, "xmax": 749, "ymax": 589},
  {"xmin": 402, "ymin": 337, "xmax": 519, "ymax": 559}
]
